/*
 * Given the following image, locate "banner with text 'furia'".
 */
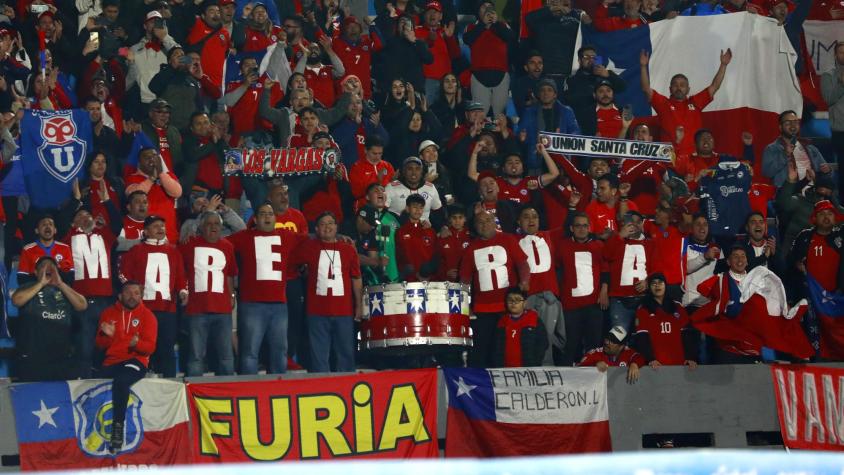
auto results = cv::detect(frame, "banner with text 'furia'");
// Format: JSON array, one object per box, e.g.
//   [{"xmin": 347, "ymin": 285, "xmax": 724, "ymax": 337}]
[
  {"xmin": 771, "ymin": 365, "xmax": 844, "ymax": 451},
  {"xmin": 187, "ymin": 369, "xmax": 438, "ymax": 462},
  {"xmin": 443, "ymin": 367, "xmax": 611, "ymax": 456}
]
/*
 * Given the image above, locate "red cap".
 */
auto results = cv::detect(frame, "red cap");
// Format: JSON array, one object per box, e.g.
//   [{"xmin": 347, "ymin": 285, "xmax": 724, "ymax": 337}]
[
  {"xmin": 38, "ymin": 10, "xmax": 54, "ymax": 20},
  {"xmin": 342, "ymin": 15, "xmax": 361, "ymax": 29},
  {"xmin": 425, "ymin": 1, "xmax": 443, "ymax": 11},
  {"xmin": 477, "ymin": 171, "xmax": 497, "ymax": 183},
  {"xmin": 811, "ymin": 200, "xmax": 843, "ymax": 222},
  {"xmin": 219, "ymin": 0, "xmax": 235, "ymax": 5}
]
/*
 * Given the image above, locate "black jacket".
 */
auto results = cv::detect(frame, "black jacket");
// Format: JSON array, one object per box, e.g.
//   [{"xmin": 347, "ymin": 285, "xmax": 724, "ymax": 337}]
[
  {"xmin": 563, "ymin": 69, "xmax": 626, "ymax": 136},
  {"xmin": 524, "ymin": 8, "xmax": 583, "ymax": 77},
  {"xmin": 493, "ymin": 310, "xmax": 549, "ymax": 367}
]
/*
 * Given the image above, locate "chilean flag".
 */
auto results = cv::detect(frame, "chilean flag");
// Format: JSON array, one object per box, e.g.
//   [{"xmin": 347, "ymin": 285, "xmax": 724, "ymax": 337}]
[
  {"xmin": 574, "ymin": 12, "xmax": 802, "ymax": 159},
  {"xmin": 10, "ymin": 379, "xmax": 191, "ymax": 470},
  {"xmin": 806, "ymin": 274, "xmax": 844, "ymax": 360},
  {"xmin": 691, "ymin": 266, "xmax": 814, "ymax": 359},
  {"xmin": 443, "ymin": 368, "xmax": 611, "ymax": 457}
]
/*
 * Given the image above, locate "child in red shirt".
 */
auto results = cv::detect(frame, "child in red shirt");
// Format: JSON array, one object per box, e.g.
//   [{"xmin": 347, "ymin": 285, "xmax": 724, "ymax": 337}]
[{"xmin": 493, "ymin": 287, "xmax": 548, "ymax": 367}]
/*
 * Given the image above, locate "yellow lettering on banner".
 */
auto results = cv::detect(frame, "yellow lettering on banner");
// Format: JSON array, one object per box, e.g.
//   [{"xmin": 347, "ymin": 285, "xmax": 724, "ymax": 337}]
[
  {"xmin": 238, "ymin": 397, "xmax": 293, "ymax": 461},
  {"xmin": 298, "ymin": 394, "xmax": 353, "ymax": 458},
  {"xmin": 378, "ymin": 384, "xmax": 430, "ymax": 451},
  {"xmin": 353, "ymin": 383, "xmax": 374, "ymax": 453},
  {"xmin": 195, "ymin": 397, "xmax": 233, "ymax": 456}
]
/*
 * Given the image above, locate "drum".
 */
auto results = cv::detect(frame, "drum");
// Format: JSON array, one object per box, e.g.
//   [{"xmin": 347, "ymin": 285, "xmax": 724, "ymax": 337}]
[{"xmin": 359, "ymin": 281, "xmax": 473, "ymax": 354}]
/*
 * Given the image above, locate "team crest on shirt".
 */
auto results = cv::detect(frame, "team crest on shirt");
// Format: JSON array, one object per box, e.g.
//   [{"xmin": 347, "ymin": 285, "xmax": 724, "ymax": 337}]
[
  {"xmin": 363, "ymin": 45, "xmax": 369, "ymax": 51},
  {"xmin": 688, "ymin": 104, "xmax": 696, "ymax": 111},
  {"xmin": 132, "ymin": 319, "xmax": 140, "ymax": 327},
  {"xmin": 55, "ymin": 254, "xmax": 63, "ymax": 262},
  {"xmin": 462, "ymin": 242, "xmax": 469, "ymax": 249},
  {"xmin": 219, "ymin": 34, "xmax": 226, "ymax": 41},
  {"xmin": 520, "ymin": 189, "xmax": 528, "ymax": 196}
]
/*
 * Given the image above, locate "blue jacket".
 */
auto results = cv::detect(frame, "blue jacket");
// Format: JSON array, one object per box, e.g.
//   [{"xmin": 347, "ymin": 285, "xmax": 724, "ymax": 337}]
[
  {"xmin": 332, "ymin": 117, "xmax": 390, "ymax": 169},
  {"xmin": 518, "ymin": 101, "xmax": 580, "ymax": 169}
]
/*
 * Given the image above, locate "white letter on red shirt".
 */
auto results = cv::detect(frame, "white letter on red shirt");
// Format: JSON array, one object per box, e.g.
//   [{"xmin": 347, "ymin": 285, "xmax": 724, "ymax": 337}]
[
  {"xmin": 194, "ymin": 247, "xmax": 225, "ymax": 293},
  {"xmin": 474, "ymin": 245, "xmax": 509, "ymax": 291},
  {"xmin": 144, "ymin": 253, "xmax": 171, "ymax": 301},
  {"xmin": 254, "ymin": 235, "xmax": 282, "ymax": 281},
  {"xmin": 620, "ymin": 244, "xmax": 647, "ymax": 286},
  {"xmin": 317, "ymin": 250, "xmax": 344, "ymax": 296},
  {"xmin": 519, "ymin": 235, "xmax": 552, "ymax": 274},
  {"xmin": 72, "ymin": 234, "xmax": 109, "ymax": 280},
  {"xmin": 572, "ymin": 251, "xmax": 595, "ymax": 297}
]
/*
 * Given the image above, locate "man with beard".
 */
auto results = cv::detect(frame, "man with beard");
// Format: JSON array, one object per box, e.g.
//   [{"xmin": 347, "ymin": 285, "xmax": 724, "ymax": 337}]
[
  {"xmin": 19, "ymin": 215, "xmax": 74, "ymax": 283},
  {"xmin": 223, "ymin": 57, "xmax": 283, "ymax": 145},
  {"xmin": 715, "ymin": 212, "xmax": 776, "ymax": 273},
  {"xmin": 681, "ymin": 214, "xmax": 721, "ymax": 311},
  {"xmin": 240, "ymin": 2, "xmax": 284, "ymax": 53},
  {"xmin": 585, "ymin": 174, "xmax": 637, "ymax": 238},
  {"xmin": 564, "ymin": 46, "xmax": 626, "ymax": 136},
  {"xmin": 518, "ymin": 78, "xmax": 580, "ymax": 171},
  {"xmin": 671, "ymin": 129, "xmax": 720, "ymax": 191},
  {"xmin": 142, "ymin": 99, "xmax": 182, "ymax": 174},
  {"xmin": 149, "ymin": 47, "xmax": 220, "ymax": 131},
  {"xmin": 553, "ymin": 155, "xmax": 611, "ymax": 206},
  {"xmin": 333, "ymin": 16, "xmax": 382, "ymax": 98},
  {"xmin": 302, "ymin": 37, "xmax": 346, "ymax": 107},
  {"xmin": 594, "ymin": 81, "xmax": 625, "ymax": 138},
  {"xmin": 640, "ymin": 48, "xmax": 732, "ymax": 155},
  {"xmin": 125, "ymin": 148, "xmax": 182, "ymax": 243},
  {"xmin": 67, "ymin": 205, "xmax": 118, "ymax": 378},
  {"xmin": 470, "ymin": 172, "xmax": 518, "ymax": 233},
  {"xmin": 119, "ymin": 216, "xmax": 188, "ymax": 378},
  {"xmin": 13, "ymin": 257, "xmax": 88, "ymax": 381},
  {"xmin": 763, "ymin": 110, "xmax": 832, "ymax": 187},
  {"xmin": 95, "ymin": 281, "xmax": 156, "ymax": 453},
  {"xmin": 186, "ymin": 1, "xmax": 231, "ymax": 96},
  {"xmin": 385, "ymin": 156, "xmax": 445, "ymax": 226},
  {"xmin": 512, "ymin": 52, "xmax": 545, "ymax": 116}
]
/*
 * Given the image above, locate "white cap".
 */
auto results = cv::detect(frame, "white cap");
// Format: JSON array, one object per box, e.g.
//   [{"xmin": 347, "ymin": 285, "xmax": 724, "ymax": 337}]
[
  {"xmin": 145, "ymin": 10, "xmax": 163, "ymax": 22},
  {"xmin": 608, "ymin": 326, "xmax": 627, "ymax": 344},
  {"xmin": 418, "ymin": 140, "xmax": 439, "ymax": 154}
]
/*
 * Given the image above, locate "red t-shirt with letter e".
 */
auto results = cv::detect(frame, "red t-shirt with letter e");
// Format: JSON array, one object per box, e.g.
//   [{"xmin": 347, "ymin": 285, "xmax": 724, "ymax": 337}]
[
  {"xmin": 459, "ymin": 233, "xmax": 528, "ymax": 313},
  {"xmin": 289, "ymin": 239, "xmax": 361, "ymax": 316},
  {"xmin": 180, "ymin": 237, "xmax": 238, "ymax": 315},
  {"xmin": 228, "ymin": 228, "xmax": 308, "ymax": 303}
]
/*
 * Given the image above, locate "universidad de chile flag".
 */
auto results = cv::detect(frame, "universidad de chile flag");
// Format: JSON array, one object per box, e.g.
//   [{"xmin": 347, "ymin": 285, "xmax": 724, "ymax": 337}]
[
  {"xmin": 806, "ymin": 274, "xmax": 844, "ymax": 360},
  {"xmin": 20, "ymin": 109, "xmax": 93, "ymax": 209},
  {"xmin": 10, "ymin": 379, "xmax": 191, "ymax": 470},
  {"xmin": 443, "ymin": 367, "xmax": 611, "ymax": 457},
  {"xmin": 573, "ymin": 12, "xmax": 802, "ymax": 160}
]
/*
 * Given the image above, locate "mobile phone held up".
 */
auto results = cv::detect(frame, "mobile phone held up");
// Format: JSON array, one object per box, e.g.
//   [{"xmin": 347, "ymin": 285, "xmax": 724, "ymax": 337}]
[{"xmin": 30, "ymin": 4, "xmax": 49, "ymax": 13}]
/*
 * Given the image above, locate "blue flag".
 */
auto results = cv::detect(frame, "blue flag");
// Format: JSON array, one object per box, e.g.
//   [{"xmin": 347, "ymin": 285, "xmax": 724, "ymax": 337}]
[
  {"xmin": 126, "ymin": 131, "xmax": 158, "ymax": 170},
  {"xmin": 20, "ymin": 109, "xmax": 93, "ymax": 209}
]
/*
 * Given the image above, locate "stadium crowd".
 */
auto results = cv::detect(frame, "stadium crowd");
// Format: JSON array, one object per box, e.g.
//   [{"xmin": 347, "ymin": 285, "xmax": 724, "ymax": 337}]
[{"xmin": 0, "ymin": 0, "xmax": 842, "ymax": 392}]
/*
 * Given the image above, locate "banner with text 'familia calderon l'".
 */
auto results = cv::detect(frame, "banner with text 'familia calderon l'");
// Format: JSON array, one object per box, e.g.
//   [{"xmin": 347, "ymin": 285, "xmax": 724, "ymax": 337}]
[
  {"xmin": 187, "ymin": 369, "xmax": 438, "ymax": 462},
  {"xmin": 771, "ymin": 365, "xmax": 844, "ymax": 451}
]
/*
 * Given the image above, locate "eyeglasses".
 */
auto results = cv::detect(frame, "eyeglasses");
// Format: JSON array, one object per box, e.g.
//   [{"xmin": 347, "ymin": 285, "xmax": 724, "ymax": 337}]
[{"xmin": 506, "ymin": 298, "xmax": 525, "ymax": 304}]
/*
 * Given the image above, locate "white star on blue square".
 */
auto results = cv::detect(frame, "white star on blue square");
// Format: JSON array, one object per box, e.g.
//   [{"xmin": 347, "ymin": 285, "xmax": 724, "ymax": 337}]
[
  {"xmin": 448, "ymin": 289, "xmax": 462, "ymax": 313},
  {"xmin": 369, "ymin": 292, "xmax": 384, "ymax": 316},
  {"xmin": 406, "ymin": 288, "xmax": 426, "ymax": 313}
]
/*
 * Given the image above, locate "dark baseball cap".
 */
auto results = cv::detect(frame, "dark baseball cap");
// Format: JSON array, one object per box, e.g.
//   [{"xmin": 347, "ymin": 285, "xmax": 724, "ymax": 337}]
[
  {"xmin": 357, "ymin": 204, "xmax": 379, "ymax": 227},
  {"xmin": 150, "ymin": 98, "xmax": 171, "ymax": 111}
]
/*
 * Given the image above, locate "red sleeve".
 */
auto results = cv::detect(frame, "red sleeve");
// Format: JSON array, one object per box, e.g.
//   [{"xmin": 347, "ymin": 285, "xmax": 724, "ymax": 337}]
[
  {"xmin": 347, "ymin": 244, "xmax": 362, "ymax": 278},
  {"xmin": 692, "ymin": 88, "xmax": 713, "ymax": 110},
  {"xmin": 133, "ymin": 310, "xmax": 158, "ymax": 356},
  {"xmin": 551, "ymin": 153, "xmax": 592, "ymax": 197},
  {"xmin": 18, "ymin": 248, "xmax": 36, "ymax": 274},
  {"xmin": 629, "ymin": 350, "xmax": 647, "ymax": 367},
  {"xmin": 459, "ymin": 244, "xmax": 474, "ymax": 284},
  {"xmin": 370, "ymin": 33, "xmax": 384, "ymax": 52},
  {"xmin": 200, "ymin": 74, "xmax": 223, "ymax": 99},
  {"xmin": 119, "ymin": 246, "xmax": 140, "ymax": 283},
  {"xmin": 633, "ymin": 307, "xmax": 650, "ymax": 333},
  {"xmin": 224, "ymin": 241, "xmax": 238, "ymax": 277},
  {"xmin": 578, "ymin": 350, "xmax": 600, "ymax": 366},
  {"xmin": 649, "ymin": 90, "xmax": 670, "ymax": 113},
  {"xmin": 171, "ymin": 247, "xmax": 187, "ymax": 293},
  {"xmin": 592, "ymin": 3, "xmax": 625, "ymax": 32},
  {"xmin": 696, "ymin": 275, "xmax": 719, "ymax": 299},
  {"xmin": 445, "ymin": 34, "xmax": 461, "ymax": 59}
]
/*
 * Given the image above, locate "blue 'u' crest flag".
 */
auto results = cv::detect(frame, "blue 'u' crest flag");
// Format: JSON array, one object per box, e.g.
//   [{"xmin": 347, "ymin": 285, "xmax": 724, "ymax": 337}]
[{"xmin": 20, "ymin": 109, "xmax": 93, "ymax": 209}]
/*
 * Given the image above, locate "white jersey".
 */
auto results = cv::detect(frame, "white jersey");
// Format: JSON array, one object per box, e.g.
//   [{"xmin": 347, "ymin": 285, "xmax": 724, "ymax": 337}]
[{"xmin": 385, "ymin": 180, "xmax": 442, "ymax": 221}]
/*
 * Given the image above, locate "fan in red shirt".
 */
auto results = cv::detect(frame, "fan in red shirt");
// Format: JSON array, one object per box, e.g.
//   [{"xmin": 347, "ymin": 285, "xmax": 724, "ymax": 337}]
[
  {"xmin": 516, "ymin": 205, "xmax": 566, "ymax": 365},
  {"xmin": 18, "ymin": 214, "xmax": 74, "ymax": 284},
  {"xmin": 436, "ymin": 204, "xmax": 471, "ymax": 281},
  {"xmin": 85, "ymin": 153, "xmax": 122, "ymax": 231},
  {"xmin": 240, "ymin": 3, "xmax": 285, "ymax": 53},
  {"xmin": 472, "ymin": 145, "xmax": 559, "ymax": 205},
  {"xmin": 459, "ymin": 211, "xmax": 530, "ymax": 368},
  {"xmin": 604, "ymin": 211, "xmax": 654, "ymax": 331},
  {"xmin": 593, "ymin": 0, "xmax": 648, "ymax": 32},
  {"xmin": 228, "ymin": 202, "xmax": 309, "ymax": 375},
  {"xmin": 333, "ymin": 16, "xmax": 383, "ymax": 98},
  {"xmin": 396, "ymin": 194, "xmax": 439, "ymax": 281},
  {"xmin": 640, "ymin": 48, "xmax": 732, "ymax": 155},
  {"xmin": 246, "ymin": 181, "xmax": 309, "ymax": 234},
  {"xmin": 493, "ymin": 288, "xmax": 549, "ymax": 368},
  {"xmin": 95, "ymin": 281, "xmax": 158, "ymax": 454},
  {"xmin": 551, "ymin": 154, "xmax": 611, "ymax": 207},
  {"xmin": 118, "ymin": 216, "xmax": 188, "ymax": 378},
  {"xmin": 672, "ymin": 129, "xmax": 720, "ymax": 190},
  {"xmin": 349, "ymin": 136, "xmax": 396, "ymax": 210},
  {"xmin": 289, "ymin": 212, "xmax": 362, "ymax": 373},
  {"xmin": 585, "ymin": 174, "xmax": 639, "ymax": 239},
  {"xmin": 595, "ymin": 80, "xmax": 625, "ymax": 138},
  {"xmin": 632, "ymin": 273, "xmax": 699, "ymax": 367},
  {"xmin": 179, "ymin": 211, "xmax": 238, "ymax": 376},
  {"xmin": 578, "ymin": 326, "xmax": 646, "ymax": 384},
  {"xmin": 118, "ymin": 191, "xmax": 149, "ymax": 250},
  {"xmin": 415, "ymin": 1, "xmax": 461, "ymax": 98},
  {"xmin": 556, "ymin": 211, "xmax": 608, "ymax": 365},
  {"xmin": 186, "ymin": 2, "xmax": 232, "ymax": 96},
  {"xmin": 302, "ymin": 37, "xmax": 346, "ymax": 107},
  {"xmin": 66, "ymin": 207, "xmax": 117, "ymax": 377},
  {"xmin": 224, "ymin": 59, "xmax": 283, "ymax": 144},
  {"xmin": 643, "ymin": 207, "xmax": 687, "ymax": 300},
  {"xmin": 125, "ymin": 148, "xmax": 183, "ymax": 243}
]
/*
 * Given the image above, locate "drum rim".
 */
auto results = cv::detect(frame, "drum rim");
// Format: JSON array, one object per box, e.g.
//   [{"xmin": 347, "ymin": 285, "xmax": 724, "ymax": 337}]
[{"xmin": 360, "ymin": 336, "xmax": 473, "ymax": 349}]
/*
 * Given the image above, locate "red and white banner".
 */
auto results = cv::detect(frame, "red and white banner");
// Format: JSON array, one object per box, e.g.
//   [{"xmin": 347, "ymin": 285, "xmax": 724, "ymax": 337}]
[
  {"xmin": 187, "ymin": 369, "xmax": 438, "ymax": 462},
  {"xmin": 771, "ymin": 365, "xmax": 844, "ymax": 451}
]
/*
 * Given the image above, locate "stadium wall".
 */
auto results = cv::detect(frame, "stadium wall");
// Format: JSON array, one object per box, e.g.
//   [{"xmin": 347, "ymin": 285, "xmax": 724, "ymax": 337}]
[{"xmin": 2, "ymin": 363, "xmax": 841, "ymax": 470}]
